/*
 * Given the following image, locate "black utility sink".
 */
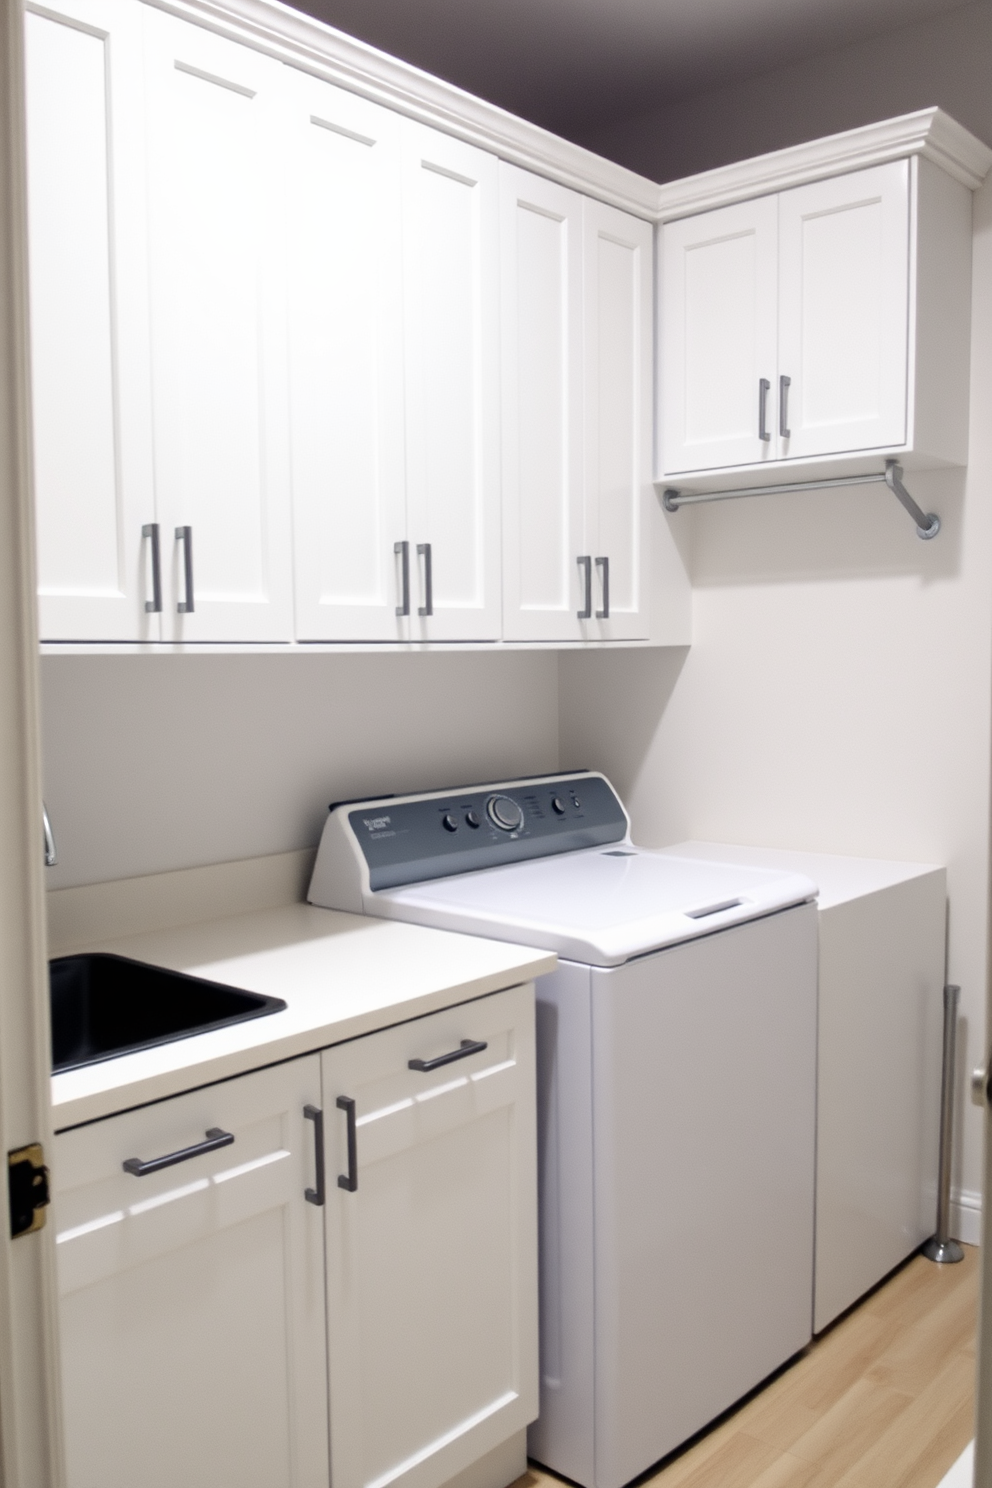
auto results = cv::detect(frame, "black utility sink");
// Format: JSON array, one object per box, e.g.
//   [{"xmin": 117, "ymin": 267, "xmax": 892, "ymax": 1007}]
[{"xmin": 50, "ymin": 953, "xmax": 287, "ymax": 1073}]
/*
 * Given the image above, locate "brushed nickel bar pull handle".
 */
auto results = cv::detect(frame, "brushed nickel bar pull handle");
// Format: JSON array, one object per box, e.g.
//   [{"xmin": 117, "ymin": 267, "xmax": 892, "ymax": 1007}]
[
  {"xmin": 758, "ymin": 378, "xmax": 771, "ymax": 442},
  {"xmin": 394, "ymin": 540, "xmax": 410, "ymax": 617},
  {"xmin": 176, "ymin": 525, "xmax": 194, "ymax": 613},
  {"xmin": 303, "ymin": 1105, "xmax": 325, "ymax": 1206},
  {"xmin": 779, "ymin": 375, "xmax": 791, "ymax": 439},
  {"xmin": 595, "ymin": 556, "xmax": 610, "ymax": 620},
  {"xmin": 417, "ymin": 542, "xmax": 433, "ymax": 617},
  {"xmin": 143, "ymin": 523, "xmax": 162, "ymax": 613},
  {"xmin": 123, "ymin": 1127, "xmax": 233, "ymax": 1176},
  {"xmin": 336, "ymin": 1095, "xmax": 357, "ymax": 1192},
  {"xmin": 408, "ymin": 1038, "xmax": 488, "ymax": 1073},
  {"xmin": 577, "ymin": 555, "xmax": 592, "ymax": 619}
]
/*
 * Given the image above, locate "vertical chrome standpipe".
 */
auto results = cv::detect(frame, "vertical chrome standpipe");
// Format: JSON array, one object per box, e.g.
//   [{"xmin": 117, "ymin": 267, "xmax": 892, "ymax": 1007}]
[{"xmin": 923, "ymin": 983, "xmax": 965, "ymax": 1263}]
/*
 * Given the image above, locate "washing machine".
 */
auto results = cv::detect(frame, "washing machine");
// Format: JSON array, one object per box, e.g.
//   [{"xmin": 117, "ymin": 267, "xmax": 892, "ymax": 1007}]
[{"xmin": 309, "ymin": 771, "xmax": 818, "ymax": 1488}]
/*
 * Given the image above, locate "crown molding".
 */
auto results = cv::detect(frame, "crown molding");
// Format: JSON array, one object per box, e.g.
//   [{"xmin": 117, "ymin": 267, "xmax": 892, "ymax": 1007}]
[
  {"xmin": 141, "ymin": 0, "xmax": 661, "ymax": 218},
  {"xmin": 140, "ymin": 4, "xmax": 992, "ymax": 223},
  {"xmin": 653, "ymin": 107, "xmax": 992, "ymax": 222}
]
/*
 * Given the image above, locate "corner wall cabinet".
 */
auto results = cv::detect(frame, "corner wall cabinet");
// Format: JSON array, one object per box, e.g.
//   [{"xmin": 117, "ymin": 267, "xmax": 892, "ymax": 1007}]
[
  {"xmin": 659, "ymin": 155, "xmax": 974, "ymax": 484},
  {"xmin": 25, "ymin": 0, "xmax": 673, "ymax": 648},
  {"xmin": 53, "ymin": 984, "xmax": 538, "ymax": 1488}
]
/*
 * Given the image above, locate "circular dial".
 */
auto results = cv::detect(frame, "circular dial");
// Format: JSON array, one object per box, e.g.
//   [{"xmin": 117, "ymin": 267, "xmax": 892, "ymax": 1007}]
[{"xmin": 487, "ymin": 794, "xmax": 524, "ymax": 832}]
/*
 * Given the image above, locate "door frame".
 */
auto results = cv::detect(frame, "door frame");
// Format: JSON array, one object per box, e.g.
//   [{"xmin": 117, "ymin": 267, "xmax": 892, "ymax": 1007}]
[{"xmin": 0, "ymin": 1, "xmax": 66, "ymax": 1483}]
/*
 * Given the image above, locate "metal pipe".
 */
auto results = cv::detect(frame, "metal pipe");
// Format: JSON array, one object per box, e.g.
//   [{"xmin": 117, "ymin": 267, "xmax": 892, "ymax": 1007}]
[
  {"xmin": 922, "ymin": 983, "xmax": 964, "ymax": 1264},
  {"xmin": 662, "ymin": 459, "xmax": 940, "ymax": 540}
]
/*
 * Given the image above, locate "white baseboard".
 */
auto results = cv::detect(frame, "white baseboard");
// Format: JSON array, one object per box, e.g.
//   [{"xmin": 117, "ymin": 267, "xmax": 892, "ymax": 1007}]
[
  {"xmin": 938, "ymin": 1441, "xmax": 973, "ymax": 1488},
  {"xmin": 951, "ymin": 1187, "xmax": 982, "ymax": 1247},
  {"xmin": 46, "ymin": 847, "xmax": 317, "ymax": 956}
]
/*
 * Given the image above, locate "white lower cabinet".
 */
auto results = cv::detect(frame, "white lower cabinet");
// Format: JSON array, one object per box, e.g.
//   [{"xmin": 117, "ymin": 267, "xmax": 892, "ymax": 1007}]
[
  {"xmin": 322, "ymin": 984, "xmax": 538, "ymax": 1488},
  {"xmin": 53, "ymin": 984, "xmax": 538, "ymax": 1488},
  {"xmin": 53, "ymin": 1057, "xmax": 329, "ymax": 1488}
]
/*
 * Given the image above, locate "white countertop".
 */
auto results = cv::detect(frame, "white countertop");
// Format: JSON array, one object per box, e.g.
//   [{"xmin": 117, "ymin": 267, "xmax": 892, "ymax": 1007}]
[
  {"xmin": 51, "ymin": 903, "xmax": 557, "ymax": 1131},
  {"xmin": 659, "ymin": 841, "xmax": 943, "ymax": 910}
]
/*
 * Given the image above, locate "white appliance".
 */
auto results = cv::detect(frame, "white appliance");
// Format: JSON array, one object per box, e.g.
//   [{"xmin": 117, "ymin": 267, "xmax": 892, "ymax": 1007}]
[{"xmin": 309, "ymin": 772, "xmax": 819, "ymax": 1488}]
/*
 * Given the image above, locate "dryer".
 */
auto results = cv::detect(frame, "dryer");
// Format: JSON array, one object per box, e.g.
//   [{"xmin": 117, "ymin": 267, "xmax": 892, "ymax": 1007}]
[{"xmin": 309, "ymin": 771, "xmax": 818, "ymax": 1488}]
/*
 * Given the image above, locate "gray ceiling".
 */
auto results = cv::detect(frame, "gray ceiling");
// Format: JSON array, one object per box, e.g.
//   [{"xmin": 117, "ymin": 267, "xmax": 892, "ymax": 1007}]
[{"xmin": 293, "ymin": 0, "xmax": 972, "ymax": 137}]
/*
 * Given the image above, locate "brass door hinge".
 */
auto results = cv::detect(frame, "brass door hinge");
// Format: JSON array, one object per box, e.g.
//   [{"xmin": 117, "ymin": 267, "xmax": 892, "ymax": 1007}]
[{"xmin": 8, "ymin": 1144, "xmax": 50, "ymax": 1238}]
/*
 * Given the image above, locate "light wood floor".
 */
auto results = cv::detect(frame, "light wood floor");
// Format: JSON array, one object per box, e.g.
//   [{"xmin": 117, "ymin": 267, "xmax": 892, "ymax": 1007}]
[{"xmin": 523, "ymin": 1245, "xmax": 979, "ymax": 1488}]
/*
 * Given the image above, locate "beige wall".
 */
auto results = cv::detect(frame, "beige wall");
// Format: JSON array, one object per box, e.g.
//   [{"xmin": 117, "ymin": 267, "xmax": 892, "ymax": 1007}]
[
  {"xmin": 579, "ymin": 0, "xmax": 992, "ymax": 181},
  {"xmin": 561, "ymin": 11, "xmax": 992, "ymax": 1214},
  {"xmin": 40, "ymin": 651, "xmax": 560, "ymax": 888}
]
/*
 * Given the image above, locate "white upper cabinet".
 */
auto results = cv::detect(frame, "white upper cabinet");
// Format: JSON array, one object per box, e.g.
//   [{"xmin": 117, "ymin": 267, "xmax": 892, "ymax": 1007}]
[
  {"xmin": 25, "ymin": 0, "xmax": 158, "ymax": 641},
  {"xmin": 660, "ymin": 195, "xmax": 778, "ymax": 476},
  {"xmin": 658, "ymin": 156, "xmax": 973, "ymax": 483},
  {"xmin": 402, "ymin": 124, "xmax": 502, "ymax": 642},
  {"xmin": 142, "ymin": 10, "xmax": 294, "ymax": 642},
  {"xmin": 499, "ymin": 165, "xmax": 585, "ymax": 643},
  {"xmin": 500, "ymin": 172, "xmax": 652, "ymax": 643},
  {"xmin": 283, "ymin": 72, "xmax": 408, "ymax": 642},
  {"xmin": 582, "ymin": 199, "xmax": 652, "ymax": 641},
  {"xmin": 776, "ymin": 163, "xmax": 910, "ymax": 460}
]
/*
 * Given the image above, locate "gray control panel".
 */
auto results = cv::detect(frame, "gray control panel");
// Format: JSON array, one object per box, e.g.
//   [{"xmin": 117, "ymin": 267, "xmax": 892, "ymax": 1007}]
[{"xmin": 346, "ymin": 773, "xmax": 628, "ymax": 891}]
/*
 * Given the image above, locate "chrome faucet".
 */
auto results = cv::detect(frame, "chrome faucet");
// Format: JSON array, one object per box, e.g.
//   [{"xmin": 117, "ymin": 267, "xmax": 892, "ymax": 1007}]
[{"xmin": 42, "ymin": 801, "xmax": 57, "ymax": 867}]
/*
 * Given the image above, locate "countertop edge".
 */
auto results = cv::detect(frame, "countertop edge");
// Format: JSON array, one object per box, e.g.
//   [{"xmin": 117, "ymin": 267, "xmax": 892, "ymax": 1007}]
[{"xmin": 51, "ymin": 950, "xmax": 556, "ymax": 1131}]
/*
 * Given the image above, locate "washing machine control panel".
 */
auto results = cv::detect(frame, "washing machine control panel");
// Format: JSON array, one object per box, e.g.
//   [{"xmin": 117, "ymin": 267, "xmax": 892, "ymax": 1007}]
[{"xmin": 342, "ymin": 773, "xmax": 628, "ymax": 891}]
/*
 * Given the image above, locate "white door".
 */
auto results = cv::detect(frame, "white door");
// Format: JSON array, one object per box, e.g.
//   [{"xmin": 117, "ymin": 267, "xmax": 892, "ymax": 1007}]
[
  {"xmin": 25, "ymin": 0, "xmax": 158, "ymax": 641},
  {"xmin": 142, "ymin": 10, "xmax": 293, "ymax": 642},
  {"xmin": 499, "ymin": 164, "xmax": 584, "ymax": 643},
  {"xmin": 777, "ymin": 161, "xmax": 910, "ymax": 460},
  {"xmin": 402, "ymin": 123, "xmax": 501, "ymax": 642},
  {"xmin": 660, "ymin": 194, "xmax": 778, "ymax": 475},
  {"xmin": 321, "ymin": 985, "xmax": 538, "ymax": 1488},
  {"xmin": 284, "ymin": 71, "xmax": 409, "ymax": 642},
  {"xmin": 582, "ymin": 200, "xmax": 651, "ymax": 641},
  {"xmin": 53, "ymin": 1057, "xmax": 329, "ymax": 1488}
]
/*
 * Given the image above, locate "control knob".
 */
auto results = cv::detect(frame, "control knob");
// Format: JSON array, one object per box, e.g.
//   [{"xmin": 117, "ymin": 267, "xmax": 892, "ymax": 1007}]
[{"xmin": 487, "ymin": 794, "xmax": 524, "ymax": 832}]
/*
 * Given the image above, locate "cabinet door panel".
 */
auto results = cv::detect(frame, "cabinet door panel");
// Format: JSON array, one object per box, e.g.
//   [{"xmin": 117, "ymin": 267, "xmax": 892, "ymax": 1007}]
[
  {"xmin": 402, "ymin": 125, "xmax": 501, "ymax": 641},
  {"xmin": 660, "ymin": 195, "xmax": 778, "ymax": 474},
  {"xmin": 322, "ymin": 985, "xmax": 538, "ymax": 1488},
  {"xmin": 143, "ymin": 11, "xmax": 292, "ymax": 640},
  {"xmin": 25, "ymin": 0, "xmax": 157, "ymax": 640},
  {"xmin": 53, "ymin": 1058, "xmax": 328, "ymax": 1488},
  {"xmin": 285, "ymin": 74, "xmax": 408, "ymax": 641},
  {"xmin": 583, "ymin": 201, "xmax": 651, "ymax": 640},
  {"xmin": 777, "ymin": 161, "xmax": 909, "ymax": 459},
  {"xmin": 500, "ymin": 165, "xmax": 584, "ymax": 642}
]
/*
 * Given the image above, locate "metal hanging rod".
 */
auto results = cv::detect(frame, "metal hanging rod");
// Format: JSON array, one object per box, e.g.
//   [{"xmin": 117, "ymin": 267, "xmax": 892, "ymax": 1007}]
[{"xmin": 663, "ymin": 459, "xmax": 940, "ymax": 540}]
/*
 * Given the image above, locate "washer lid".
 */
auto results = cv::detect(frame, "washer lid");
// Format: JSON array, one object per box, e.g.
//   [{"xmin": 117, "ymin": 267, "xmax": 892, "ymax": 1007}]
[{"xmin": 375, "ymin": 847, "xmax": 817, "ymax": 966}]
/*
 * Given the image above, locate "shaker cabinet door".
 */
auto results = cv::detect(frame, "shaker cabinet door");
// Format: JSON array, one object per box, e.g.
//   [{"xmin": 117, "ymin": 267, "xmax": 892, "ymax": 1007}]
[
  {"xmin": 499, "ymin": 164, "xmax": 585, "ymax": 643},
  {"xmin": 402, "ymin": 124, "xmax": 502, "ymax": 642},
  {"xmin": 53, "ymin": 1057, "xmax": 329, "ymax": 1488},
  {"xmin": 142, "ymin": 10, "xmax": 294, "ymax": 641},
  {"xmin": 582, "ymin": 199, "xmax": 652, "ymax": 640},
  {"xmin": 284, "ymin": 72, "xmax": 409, "ymax": 641},
  {"xmin": 322, "ymin": 985, "xmax": 538, "ymax": 1488},
  {"xmin": 25, "ymin": 0, "xmax": 158, "ymax": 641},
  {"xmin": 660, "ymin": 194, "xmax": 779, "ymax": 476},
  {"xmin": 777, "ymin": 161, "xmax": 910, "ymax": 461}
]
